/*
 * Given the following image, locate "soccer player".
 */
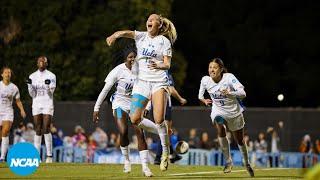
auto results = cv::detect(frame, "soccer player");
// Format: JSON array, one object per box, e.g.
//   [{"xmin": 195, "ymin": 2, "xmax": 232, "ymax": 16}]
[
  {"xmin": 198, "ymin": 58, "xmax": 254, "ymax": 177},
  {"xmin": 0, "ymin": 67, "xmax": 26, "ymax": 162},
  {"xmin": 93, "ymin": 48, "xmax": 155, "ymax": 177},
  {"xmin": 106, "ymin": 14, "xmax": 177, "ymax": 171},
  {"xmin": 27, "ymin": 56, "xmax": 56, "ymax": 163}
]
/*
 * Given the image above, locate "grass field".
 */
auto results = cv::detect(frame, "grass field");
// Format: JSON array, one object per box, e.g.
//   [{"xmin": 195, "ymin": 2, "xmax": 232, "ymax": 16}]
[{"xmin": 0, "ymin": 163, "xmax": 304, "ymax": 179}]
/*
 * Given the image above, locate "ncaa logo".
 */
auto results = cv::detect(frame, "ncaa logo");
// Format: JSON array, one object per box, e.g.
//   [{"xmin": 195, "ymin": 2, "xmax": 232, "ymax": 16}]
[{"xmin": 6, "ymin": 143, "xmax": 40, "ymax": 176}]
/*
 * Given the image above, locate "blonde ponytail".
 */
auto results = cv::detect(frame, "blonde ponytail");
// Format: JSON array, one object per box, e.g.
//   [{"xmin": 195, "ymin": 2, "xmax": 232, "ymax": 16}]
[{"xmin": 159, "ymin": 16, "xmax": 177, "ymax": 45}]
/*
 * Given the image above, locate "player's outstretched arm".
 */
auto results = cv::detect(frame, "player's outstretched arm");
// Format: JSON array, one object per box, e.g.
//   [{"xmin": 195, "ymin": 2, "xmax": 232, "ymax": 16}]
[{"xmin": 106, "ymin": 30, "xmax": 135, "ymax": 46}]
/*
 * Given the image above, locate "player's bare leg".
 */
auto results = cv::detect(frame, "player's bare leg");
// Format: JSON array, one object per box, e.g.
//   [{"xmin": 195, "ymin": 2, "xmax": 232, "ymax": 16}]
[
  {"xmin": 114, "ymin": 108, "xmax": 131, "ymax": 173},
  {"xmin": 33, "ymin": 115, "xmax": 43, "ymax": 155},
  {"xmin": 232, "ymin": 128, "xmax": 254, "ymax": 177},
  {"xmin": 43, "ymin": 115, "xmax": 53, "ymax": 163},
  {"xmin": 152, "ymin": 89, "xmax": 170, "ymax": 171},
  {"xmin": 0, "ymin": 121, "xmax": 12, "ymax": 161},
  {"xmin": 134, "ymin": 126, "xmax": 153, "ymax": 177},
  {"xmin": 215, "ymin": 122, "xmax": 233, "ymax": 173}
]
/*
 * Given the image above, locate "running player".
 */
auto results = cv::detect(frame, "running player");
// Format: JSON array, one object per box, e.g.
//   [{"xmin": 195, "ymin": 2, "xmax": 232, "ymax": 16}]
[
  {"xmin": 0, "ymin": 67, "xmax": 26, "ymax": 162},
  {"xmin": 106, "ymin": 14, "xmax": 177, "ymax": 171},
  {"xmin": 27, "ymin": 56, "xmax": 56, "ymax": 163},
  {"xmin": 198, "ymin": 58, "xmax": 254, "ymax": 177},
  {"xmin": 93, "ymin": 48, "xmax": 155, "ymax": 177}
]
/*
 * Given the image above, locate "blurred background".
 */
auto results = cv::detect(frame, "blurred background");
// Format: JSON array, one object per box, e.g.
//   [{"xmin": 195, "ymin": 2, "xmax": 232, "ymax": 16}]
[{"xmin": 1, "ymin": 0, "xmax": 319, "ymax": 168}]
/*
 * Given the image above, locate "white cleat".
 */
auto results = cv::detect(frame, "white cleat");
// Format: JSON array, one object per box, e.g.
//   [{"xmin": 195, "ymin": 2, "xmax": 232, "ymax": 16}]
[
  {"xmin": 142, "ymin": 166, "xmax": 153, "ymax": 177},
  {"xmin": 45, "ymin": 156, "xmax": 53, "ymax": 163},
  {"xmin": 160, "ymin": 152, "xmax": 169, "ymax": 171},
  {"xmin": 123, "ymin": 160, "xmax": 131, "ymax": 173}
]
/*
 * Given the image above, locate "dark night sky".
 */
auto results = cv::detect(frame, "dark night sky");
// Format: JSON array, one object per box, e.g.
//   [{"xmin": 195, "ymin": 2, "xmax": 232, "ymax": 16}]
[{"xmin": 171, "ymin": 0, "xmax": 320, "ymax": 107}]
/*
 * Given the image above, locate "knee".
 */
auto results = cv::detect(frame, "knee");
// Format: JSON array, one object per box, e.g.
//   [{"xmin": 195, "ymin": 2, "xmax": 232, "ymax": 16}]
[
  {"xmin": 2, "ymin": 129, "xmax": 10, "ymax": 137},
  {"xmin": 35, "ymin": 126, "xmax": 42, "ymax": 135},
  {"xmin": 42, "ymin": 126, "xmax": 50, "ymax": 134},
  {"xmin": 129, "ymin": 114, "xmax": 141, "ymax": 125}
]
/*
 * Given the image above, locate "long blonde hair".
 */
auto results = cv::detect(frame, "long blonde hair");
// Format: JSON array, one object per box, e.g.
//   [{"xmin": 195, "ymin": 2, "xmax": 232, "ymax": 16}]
[{"xmin": 158, "ymin": 15, "xmax": 177, "ymax": 45}]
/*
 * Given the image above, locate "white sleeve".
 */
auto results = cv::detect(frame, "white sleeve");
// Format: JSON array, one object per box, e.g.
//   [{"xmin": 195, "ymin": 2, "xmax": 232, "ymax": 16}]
[
  {"xmin": 198, "ymin": 77, "xmax": 206, "ymax": 100},
  {"xmin": 228, "ymin": 74, "xmax": 246, "ymax": 99},
  {"xmin": 27, "ymin": 75, "xmax": 36, "ymax": 98},
  {"xmin": 93, "ymin": 67, "xmax": 119, "ymax": 112},
  {"xmin": 14, "ymin": 86, "xmax": 20, "ymax": 99},
  {"xmin": 134, "ymin": 31, "xmax": 145, "ymax": 42},
  {"xmin": 162, "ymin": 38, "xmax": 172, "ymax": 57},
  {"xmin": 47, "ymin": 74, "xmax": 56, "ymax": 96}
]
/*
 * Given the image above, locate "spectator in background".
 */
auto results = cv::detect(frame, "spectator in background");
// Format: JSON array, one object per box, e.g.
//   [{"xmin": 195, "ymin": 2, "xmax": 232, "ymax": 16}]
[
  {"xmin": 72, "ymin": 125, "xmax": 87, "ymax": 149},
  {"xmin": 92, "ymin": 127, "xmax": 108, "ymax": 149},
  {"xmin": 244, "ymin": 134, "xmax": 254, "ymax": 152},
  {"xmin": 22, "ymin": 123, "xmax": 36, "ymax": 143},
  {"xmin": 13, "ymin": 122, "xmax": 26, "ymax": 144},
  {"xmin": 200, "ymin": 132, "xmax": 213, "ymax": 150},
  {"xmin": 63, "ymin": 136, "xmax": 73, "ymax": 163},
  {"xmin": 266, "ymin": 127, "xmax": 281, "ymax": 167},
  {"xmin": 299, "ymin": 134, "xmax": 313, "ymax": 153},
  {"xmin": 51, "ymin": 125, "xmax": 63, "ymax": 148},
  {"xmin": 87, "ymin": 135, "xmax": 97, "ymax": 162},
  {"xmin": 188, "ymin": 128, "xmax": 200, "ymax": 148},
  {"xmin": 254, "ymin": 132, "xmax": 268, "ymax": 167},
  {"xmin": 108, "ymin": 132, "xmax": 118, "ymax": 148},
  {"xmin": 299, "ymin": 134, "xmax": 314, "ymax": 168}
]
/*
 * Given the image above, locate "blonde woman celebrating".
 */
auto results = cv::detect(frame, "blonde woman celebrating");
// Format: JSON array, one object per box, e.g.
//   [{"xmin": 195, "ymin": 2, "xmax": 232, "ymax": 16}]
[{"xmin": 106, "ymin": 14, "xmax": 177, "ymax": 171}]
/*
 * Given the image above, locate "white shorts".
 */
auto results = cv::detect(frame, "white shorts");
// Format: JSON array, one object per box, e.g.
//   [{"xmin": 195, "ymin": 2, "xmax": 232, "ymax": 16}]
[
  {"xmin": 132, "ymin": 79, "xmax": 169, "ymax": 99},
  {"xmin": 211, "ymin": 112, "xmax": 245, "ymax": 131},
  {"xmin": 32, "ymin": 107, "xmax": 54, "ymax": 116},
  {"xmin": 111, "ymin": 96, "xmax": 131, "ymax": 114},
  {"xmin": 0, "ymin": 112, "xmax": 14, "ymax": 126}
]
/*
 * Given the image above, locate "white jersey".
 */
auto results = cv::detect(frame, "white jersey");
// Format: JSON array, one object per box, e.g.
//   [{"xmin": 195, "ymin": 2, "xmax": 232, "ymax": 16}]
[
  {"xmin": 134, "ymin": 31, "xmax": 172, "ymax": 82},
  {"xmin": 28, "ymin": 69, "xmax": 56, "ymax": 109},
  {"xmin": 0, "ymin": 81, "xmax": 20, "ymax": 114},
  {"xmin": 94, "ymin": 63, "xmax": 135, "ymax": 112},
  {"xmin": 198, "ymin": 73, "xmax": 246, "ymax": 119}
]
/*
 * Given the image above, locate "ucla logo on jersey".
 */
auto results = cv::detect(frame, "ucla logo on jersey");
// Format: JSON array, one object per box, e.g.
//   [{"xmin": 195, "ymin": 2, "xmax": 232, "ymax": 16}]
[
  {"xmin": 142, "ymin": 48, "xmax": 157, "ymax": 57},
  {"xmin": 7, "ymin": 143, "xmax": 40, "ymax": 176}
]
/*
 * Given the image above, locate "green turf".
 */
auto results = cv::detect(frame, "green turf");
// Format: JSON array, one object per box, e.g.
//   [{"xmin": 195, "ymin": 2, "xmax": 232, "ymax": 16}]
[{"xmin": 0, "ymin": 163, "xmax": 304, "ymax": 179}]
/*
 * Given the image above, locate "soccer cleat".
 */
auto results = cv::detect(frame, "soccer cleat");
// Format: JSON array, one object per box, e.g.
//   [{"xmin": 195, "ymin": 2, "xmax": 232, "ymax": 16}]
[
  {"xmin": 223, "ymin": 162, "xmax": 233, "ymax": 173},
  {"xmin": 123, "ymin": 160, "xmax": 131, "ymax": 173},
  {"xmin": 142, "ymin": 166, "xmax": 153, "ymax": 177},
  {"xmin": 160, "ymin": 152, "xmax": 169, "ymax": 171},
  {"xmin": 246, "ymin": 164, "xmax": 255, "ymax": 177},
  {"xmin": 45, "ymin": 156, "xmax": 53, "ymax": 163}
]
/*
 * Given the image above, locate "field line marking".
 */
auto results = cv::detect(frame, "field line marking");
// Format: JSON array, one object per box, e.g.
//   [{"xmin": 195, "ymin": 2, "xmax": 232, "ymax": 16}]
[{"xmin": 169, "ymin": 167, "xmax": 292, "ymax": 176}]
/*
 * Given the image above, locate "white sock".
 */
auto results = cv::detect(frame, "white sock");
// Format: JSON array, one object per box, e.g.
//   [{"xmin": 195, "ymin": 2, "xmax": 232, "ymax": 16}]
[
  {"xmin": 156, "ymin": 121, "xmax": 169, "ymax": 154},
  {"xmin": 1, "ymin": 137, "xmax": 9, "ymax": 160},
  {"xmin": 120, "ymin": 146, "xmax": 130, "ymax": 161},
  {"xmin": 34, "ymin": 135, "xmax": 42, "ymax": 154},
  {"xmin": 239, "ymin": 144, "xmax": 250, "ymax": 165},
  {"xmin": 44, "ymin": 133, "xmax": 52, "ymax": 156},
  {"xmin": 139, "ymin": 150, "xmax": 149, "ymax": 169},
  {"xmin": 138, "ymin": 118, "xmax": 158, "ymax": 135},
  {"xmin": 218, "ymin": 136, "xmax": 232, "ymax": 164}
]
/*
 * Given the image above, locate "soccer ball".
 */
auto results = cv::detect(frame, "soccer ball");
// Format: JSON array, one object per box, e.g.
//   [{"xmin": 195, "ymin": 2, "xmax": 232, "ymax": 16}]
[{"xmin": 175, "ymin": 141, "xmax": 189, "ymax": 154}]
